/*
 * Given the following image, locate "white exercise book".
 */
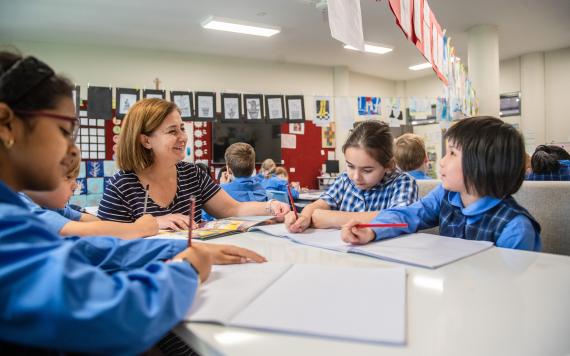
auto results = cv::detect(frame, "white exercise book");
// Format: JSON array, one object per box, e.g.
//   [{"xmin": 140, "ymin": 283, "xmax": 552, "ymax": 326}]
[
  {"xmin": 186, "ymin": 263, "xmax": 407, "ymax": 345},
  {"xmin": 251, "ymin": 225, "xmax": 493, "ymax": 268}
]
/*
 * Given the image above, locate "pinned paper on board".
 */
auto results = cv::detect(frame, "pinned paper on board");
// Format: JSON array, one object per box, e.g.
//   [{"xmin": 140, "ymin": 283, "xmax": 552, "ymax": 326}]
[
  {"xmin": 322, "ymin": 123, "xmax": 336, "ymax": 148},
  {"xmin": 289, "ymin": 123, "xmax": 305, "ymax": 135},
  {"xmin": 281, "ymin": 133, "xmax": 297, "ymax": 149}
]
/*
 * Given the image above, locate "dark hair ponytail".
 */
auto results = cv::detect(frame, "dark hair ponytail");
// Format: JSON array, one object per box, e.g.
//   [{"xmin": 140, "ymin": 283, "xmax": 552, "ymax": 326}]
[
  {"xmin": 0, "ymin": 51, "xmax": 73, "ymax": 112},
  {"xmin": 531, "ymin": 145, "xmax": 570, "ymax": 173}
]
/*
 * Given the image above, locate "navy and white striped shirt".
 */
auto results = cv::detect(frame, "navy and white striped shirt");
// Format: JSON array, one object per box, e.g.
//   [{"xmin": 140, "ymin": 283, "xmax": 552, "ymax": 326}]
[
  {"xmin": 97, "ymin": 161, "xmax": 221, "ymax": 223},
  {"xmin": 320, "ymin": 170, "xmax": 418, "ymax": 212}
]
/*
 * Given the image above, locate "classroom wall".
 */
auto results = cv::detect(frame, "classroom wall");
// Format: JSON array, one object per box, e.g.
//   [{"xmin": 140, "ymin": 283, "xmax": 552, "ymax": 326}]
[{"xmin": 404, "ymin": 46, "xmax": 570, "ymax": 153}]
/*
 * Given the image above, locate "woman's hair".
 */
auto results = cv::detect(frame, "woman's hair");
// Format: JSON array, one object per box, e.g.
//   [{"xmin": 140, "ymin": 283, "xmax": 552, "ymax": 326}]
[
  {"xmin": 0, "ymin": 51, "xmax": 73, "ymax": 130},
  {"xmin": 116, "ymin": 98, "xmax": 179, "ymax": 172},
  {"xmin": 531, "ymin": 145, "xmax": 570, "ymax": 174},
  {"xmin": 225, "ymin": 142, "xmax": 255, "ymax": 177},
  {"xmin": 445, "ymin": 116, "xmax": 526, "ymax": 198},
  {"xmin": 274, "ymin": 166, "xmax": 288, "ymax": 178},
  {"xmin": 342, "ymin": 120, "xmax": 394, "ymax": 168},
  {"xmin": 261, "ymin": 158, "xmax": 276, "ymax": 178}
]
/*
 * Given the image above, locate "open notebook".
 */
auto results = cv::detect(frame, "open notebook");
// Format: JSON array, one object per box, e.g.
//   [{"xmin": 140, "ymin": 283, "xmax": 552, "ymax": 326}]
[
  {"xmin": 251, "ymin": 224, "xmax": 493, "ymax": 269},
  {"xmin": 148, "ymin": 216, "xmax": 278, "ymax": 240},
  {"xmin": 186, "ymin": 263, "xmax": 406, "ymax": 345}
]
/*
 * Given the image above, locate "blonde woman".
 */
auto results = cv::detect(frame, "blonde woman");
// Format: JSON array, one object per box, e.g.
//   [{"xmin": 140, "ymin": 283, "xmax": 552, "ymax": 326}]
[{"xmin": 98, "ymin": 99, "xmax": 289, "ymax": 229}]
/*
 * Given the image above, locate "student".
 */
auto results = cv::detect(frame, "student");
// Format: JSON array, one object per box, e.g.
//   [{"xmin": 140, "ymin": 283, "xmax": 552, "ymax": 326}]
[
  {"xmin": 261, "ymin": 166, "xmax": 300, "ymax": 199},
  {"xmin": 21, "ymin": 145, "xmax": 159, "ymax": 238},
  {"xmin": 222, "ymin": 142, "xmax": 268, "ymax": 202},
  {"xmin": 526, "ymin": 144, "xmax": 570, "ymax": 181},
  {"xmin": 285, "ymin": 120, "xmax": 418, "ymax": 232},
  {"xmin": 257, "ymin": 157, "xmax": 276, "ymax": 179},
  {"xmin": 97, "ymin": 99, "xmax": 289, "ymax": 230},
  {"xmin": 0, "ymin": 52, "xmax": 266, "ymax": 354},
  {"xmin": 341, "ymin": 116, "xmax": 541, "ymax": 251},
  {"xmin": 394, "ymin": 133, "xmax": 432, "ymax": 180}
]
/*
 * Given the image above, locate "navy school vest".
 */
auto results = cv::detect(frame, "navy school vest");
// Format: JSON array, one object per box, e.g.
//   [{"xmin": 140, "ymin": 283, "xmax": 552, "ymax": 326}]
[{"xmin": 439, "ymin": 191, "xmax": 541, "ymax": 243}]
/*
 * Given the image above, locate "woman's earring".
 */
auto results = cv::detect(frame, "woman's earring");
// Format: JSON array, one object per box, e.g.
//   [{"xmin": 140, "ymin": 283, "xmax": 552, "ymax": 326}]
[{"xmin": 2, "ymin": 138, "xmax": 14, "ymax": 149}]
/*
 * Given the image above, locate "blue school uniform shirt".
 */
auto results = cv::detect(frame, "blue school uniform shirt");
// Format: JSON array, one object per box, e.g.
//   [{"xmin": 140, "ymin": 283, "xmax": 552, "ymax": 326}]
[
  {"xmin": 18, "ymin": 192, "xmax": 81, "ymax": 234},
  {"xmin": 368, "ymin": 184, "xmax": 541, "ymax": 251},
  {"xmin": 0, "ymin": 180, "xmax": 199, "ymax": 354},
  {"xmin": 222, "ymin": 176, "xmax": 268, "ymax": 202},
  {"xmin": 320, "ymin": 170, "xmax": 418, "ymax": 212},
  {"xmin": 526, "ymin": 160, "xmax": 570, "ymax": 181},
  {"xmin": 260, "ymin": 176, "xmax": 299, "ymax": 199},
  {"xmin": 407, "ymin": 170, "xmax": 431, "ymax": 180}
]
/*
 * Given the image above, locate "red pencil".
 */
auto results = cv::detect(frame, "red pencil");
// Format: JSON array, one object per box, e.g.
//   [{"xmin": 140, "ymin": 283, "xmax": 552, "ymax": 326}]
[
  {"xmin": 354, "ymin": 223, "xmax": 408, "ymax": 228},
  {"xmin": 188, "ymin": 195, "xmax": 196, "ymax": 247},
  {"xmin": 286, "ymin": 184, "xmax": 298, "ymax": 219}
]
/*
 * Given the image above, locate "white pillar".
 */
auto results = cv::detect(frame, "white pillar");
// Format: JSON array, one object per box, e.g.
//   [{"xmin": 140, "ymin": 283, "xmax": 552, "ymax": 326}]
[
  {"xmin": 520, "ymin": 52, "xmax": 546, "ymax": 152},
  {"xmin": 468, "ymin": 25, "xmax": 500, "ymax": 117},
  {"xmin": 333, "ymin": 66, "xmax": 351, "ymax": 170}
]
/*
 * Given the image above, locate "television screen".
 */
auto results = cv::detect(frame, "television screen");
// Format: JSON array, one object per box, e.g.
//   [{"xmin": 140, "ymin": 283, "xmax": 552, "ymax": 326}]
[{"xmin": 212, "ymin": 122, "xmax": 282, "ymax": 164}]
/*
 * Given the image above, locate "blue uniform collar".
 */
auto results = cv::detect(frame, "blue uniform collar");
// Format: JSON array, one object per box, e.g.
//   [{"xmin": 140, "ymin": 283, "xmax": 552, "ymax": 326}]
[
  {"xmin": 0, "ymin": 180, "xmax": 28, "ymax": 208},
  {"xmin": 448, "ymin": 190, "xmax": 502, "ymax": 216}
]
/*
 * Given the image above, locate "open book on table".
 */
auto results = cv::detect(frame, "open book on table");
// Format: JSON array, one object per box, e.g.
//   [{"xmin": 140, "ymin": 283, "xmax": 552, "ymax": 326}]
[
  {"xmin": 186, "ymin": 263, "xmax": 406, "ymax": 345},
  {"xmin": 250, "ymin": 224, "xmax": 493, "ymax": 269},
  {"xmin": 150, "ymin": 216, "xmax": 278, "ymax": 240}
]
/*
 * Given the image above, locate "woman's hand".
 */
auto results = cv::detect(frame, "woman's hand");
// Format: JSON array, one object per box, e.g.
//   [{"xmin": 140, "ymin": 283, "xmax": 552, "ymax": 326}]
[
  {"xmin": 195, "ymin": 242, "xmax": 267, "ymax": 264},
  {"xmin": 269, "ymin": 200, "xmax": 290, "ymax": 217},
  {"xmin": 341, "ymin": 219, "xmax": 376, "ymax": 245},
  {"xmin": 284, "ymin": 211, "xmax": 311, "ymax": 233},
  {"xmin": 133, "ymin": 214, "xmax": 159, "ymax": 236},
  {"xmin": 156, "ymin": 213, "xmax": 197, "ymax": 230}
]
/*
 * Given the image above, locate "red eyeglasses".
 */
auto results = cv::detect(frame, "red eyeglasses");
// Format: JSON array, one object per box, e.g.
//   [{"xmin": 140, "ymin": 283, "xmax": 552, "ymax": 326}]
[{"xmin": 14, "ymin": 110, "xmax": 79, "ymax": 140}]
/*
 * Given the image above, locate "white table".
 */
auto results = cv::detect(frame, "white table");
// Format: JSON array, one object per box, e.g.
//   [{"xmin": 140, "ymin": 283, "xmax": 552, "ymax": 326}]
[{"xmin": 174, "ymin": 231, "xmax": 570, "ymax": 356}]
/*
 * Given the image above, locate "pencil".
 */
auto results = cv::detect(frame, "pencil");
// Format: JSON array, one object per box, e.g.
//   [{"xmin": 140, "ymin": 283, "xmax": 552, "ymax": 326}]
[
  {"xmin": 354, "ymin": 223, "xmax": 408, "ymax": 228},
  {"xmin": 142, "ymin": 184, "xmax": 150, "ymax": 214},
  {"xmin": 188, "ymin": 195, "xmax": 196, "ymax": 247},
  {"xmin": 286, "ymin": 184, "xmax": 298, "ymax": 219}
]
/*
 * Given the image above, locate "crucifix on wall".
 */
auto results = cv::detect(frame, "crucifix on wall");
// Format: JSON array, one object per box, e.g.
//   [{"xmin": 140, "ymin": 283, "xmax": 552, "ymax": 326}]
[{"xmin": 153, "ymin": 78, "xmax": 162, "ymax": 90}]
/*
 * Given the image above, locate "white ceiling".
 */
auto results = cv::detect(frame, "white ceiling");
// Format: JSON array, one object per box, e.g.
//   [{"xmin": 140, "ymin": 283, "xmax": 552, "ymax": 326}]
[{"xmin": 0, "ymin": 0, "xmax": 569, "ymax": 81}]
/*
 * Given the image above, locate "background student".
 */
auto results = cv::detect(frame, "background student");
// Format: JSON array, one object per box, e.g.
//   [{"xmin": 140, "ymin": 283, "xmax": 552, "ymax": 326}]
[
  {"xmin": 261, "ymin": 166, "xmax": 300, "ymax": 199},
  {"xmin": 341, "ymin": 116, "xmax": 541, "ymax": 251},
  {"xmin": 257, "ymin": 157, "xmax": 276, "ymax": 180},
  {"xmin": 97, "ymin": 99, "xmax": 290, "ymax": 230},
  {"xmin": 394, "ymin": 133, "xmax": 432, "ymax": 180},
  {"xmin": 285, "ymin": 120, "xmax": 418, "ymax": 232},
  {"xmin": 21, "ymin": 145, "xmax": 159, "ymax": 238},
  {"xmin": 221, "ymin": 142, "xmax": 268, "ymax": 202},
  {"xmin": 0, "ymin": 51, "xmax": 266, "ymax": 354},
  {"xmin": 526, "ymin": 144, "xmax": 570, "ymax": 181}
]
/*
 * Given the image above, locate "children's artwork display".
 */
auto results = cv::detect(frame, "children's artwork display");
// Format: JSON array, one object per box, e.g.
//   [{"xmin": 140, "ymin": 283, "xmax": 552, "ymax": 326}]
[
  {"xmin": 244, "ymin": 94, "xmax": 264, "ymax": 122},
  {"xmin": 313, "ymin": 96, "xmax": 332, "ymax": 127},
  {"xmin": 195, "ymin": 92, "xmax": 216, "ymax": 121},
  {"xmin": 221, "ymin": 93, "xmax": 242, "ymax": 122},
  {"xmin": 285, "ymin": 95, "xmax": 305, "ymax": 122},
  {"xmin": 322, "ymin": 123, "xmax": 336, "ymax": 148},
  {"xmin": 116, "ymin": 88, "xmax": 140, "ymax": 119},
  {"xmin": 358, "ymin": 96, "xmax": 381, "ymax": 116},
  {"xmin": 87, "ymin": 86, "xmax": 112, "ymax": 120},
  {"xmin": 170, "ymin": 91, "xmax": 194, "ymax": 120}
]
